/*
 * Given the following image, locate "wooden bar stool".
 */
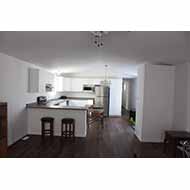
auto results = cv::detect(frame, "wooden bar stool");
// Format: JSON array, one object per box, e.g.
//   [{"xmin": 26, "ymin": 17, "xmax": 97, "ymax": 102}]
[
  {"xmin": 41, "ymin": 117, "xmax": 54, "ymax": 138},
  {"xmin": 61, "ymin": 118, "xmax": 75, "ymax": 138}
]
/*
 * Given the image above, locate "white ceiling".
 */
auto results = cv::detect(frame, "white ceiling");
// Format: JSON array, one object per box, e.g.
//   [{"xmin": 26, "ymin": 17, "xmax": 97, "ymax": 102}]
[{"xmin": 0, "ymin": 31, "xmax": 189, "ymax": 78}]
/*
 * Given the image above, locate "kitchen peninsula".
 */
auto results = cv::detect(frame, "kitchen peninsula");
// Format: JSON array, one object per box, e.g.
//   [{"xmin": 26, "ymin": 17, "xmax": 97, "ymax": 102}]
[{"xmin": 27, "ymin": 98, "xmax": 94, "ymax": 137}]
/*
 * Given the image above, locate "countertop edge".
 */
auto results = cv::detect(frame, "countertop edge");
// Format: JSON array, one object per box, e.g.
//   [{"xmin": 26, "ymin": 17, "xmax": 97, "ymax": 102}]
[{"xmin": 26, "ymin": 103, "xmax": 88, "ymax": 111}]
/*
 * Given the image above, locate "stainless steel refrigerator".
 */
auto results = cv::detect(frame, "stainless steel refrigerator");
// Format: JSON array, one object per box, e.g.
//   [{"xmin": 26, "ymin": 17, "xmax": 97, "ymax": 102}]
[{"xmin": 94, "ymin": 85, "xmax": 110, "ymax": 117}]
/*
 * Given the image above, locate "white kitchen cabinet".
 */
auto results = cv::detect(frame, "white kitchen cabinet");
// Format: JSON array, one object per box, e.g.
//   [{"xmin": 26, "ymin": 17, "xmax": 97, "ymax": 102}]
[
  {"xmin": 53, "ymin": 76, "xmax": 122, "ymax": 116},
  {"xmin": 62, "ymin": 77, "xmax": 72, "ymax": 91},
  {"xmin": 55, "ymin": 76, "xmax": 64, "ymax": 92},
  {"xmin": 55, "ymin": 76, "xmax": 72, "ymax": 92},
  {"xmin": 55, "ymin": 77, "xmax": 77, "ymax": 92},
  {"xmin": 55, "ymin": 77, "xmax": 101, "ymax": 92},
  {"xmin": 71, "ymin": 78, "xmax": 84, "ymax": 91},
  {"xmin": 28, "ymin": 68, "xmax": 55, "ymax": 93},
  {"xmin": 71, "ymin": 78, "xmax": 101, "ymax": 91},
  {"xmin": 28, "ymin": 68, "xmax": 39, "ymax": 92},
  {"xmin": 64, "ymin": 78, "xmax": 101, "ymax": 92}
]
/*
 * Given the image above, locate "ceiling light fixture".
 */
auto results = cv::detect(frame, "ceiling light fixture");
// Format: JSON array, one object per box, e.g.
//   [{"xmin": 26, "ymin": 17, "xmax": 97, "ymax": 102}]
[
  {"xmin": 91, "ymin": 31, "xmax": 109, "ymax": 48},
  {"xmin": 100, "ymin": 64, "xmax": 111, "ymax": 86}
]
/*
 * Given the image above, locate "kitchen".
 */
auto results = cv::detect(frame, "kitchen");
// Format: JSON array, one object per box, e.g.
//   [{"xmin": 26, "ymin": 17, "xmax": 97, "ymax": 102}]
[
  {"xmin": 1, "ymin": 31, "xmax": 183, "ymax": 159},
  {"xmin": 1, "ymin": 2, "xmax": 188, "ymax": 190},
  {"xmin": 26, "ymin": 67, "xmax": 122, "ymax": 138}
]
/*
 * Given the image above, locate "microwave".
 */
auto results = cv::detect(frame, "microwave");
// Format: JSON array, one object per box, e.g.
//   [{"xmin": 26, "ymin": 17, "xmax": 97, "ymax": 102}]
[{"xmin": 83, "ymin": 85, "xmax": 94, "ymax": 92}]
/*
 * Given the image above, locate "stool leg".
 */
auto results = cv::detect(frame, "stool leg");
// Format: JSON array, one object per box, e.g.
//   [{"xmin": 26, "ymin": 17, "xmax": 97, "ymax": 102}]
[
  {"xmin": 50, "ymin": 122, "xmax": 54, "ymax": 137},
  {"xmin": 163, "ymin": 133, "xmax": 168, "ymax": 154},
  {"xmin": 61, "ymin": 124, "xmax": 63, "ymax": 136},
  {"xmin": 69, "ymin": 124, "xmax": 71, "ymax": 137},
  {"xmin": 73, "ymin": 123, "xmax": 75, "ymax": 139},
  {"xmin": 65, "ymin": 125, "xmax": 68, "ymax": 138},
  {"xmin": 42, "ymin": 123, "xmax": 45, "ymax": 138},
  {"xmin": 163, "ymin": 138, "xmax": 167, "ymax": 153}
]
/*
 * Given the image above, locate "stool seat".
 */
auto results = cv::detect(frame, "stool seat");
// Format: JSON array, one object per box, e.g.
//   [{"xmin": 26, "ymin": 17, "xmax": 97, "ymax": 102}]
[
  {"xmin": 62, "ymin": 118, "xmax": 75, "ymax": 124},
  {"xmin": 41, "ymin": 117, "xmax": 54, "ymax": 122},
  {"xmin": 41, "ymin": 117, "xmax": 54, "ymax": 138},
  {"xmin": 61, "ymin": 118, "xmax": 75, "ymax": 138}
]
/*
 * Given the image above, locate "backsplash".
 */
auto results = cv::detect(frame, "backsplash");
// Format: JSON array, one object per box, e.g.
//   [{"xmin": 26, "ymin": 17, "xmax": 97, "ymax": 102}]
[{"xmin": 56, "ymin": 91, "xmax": 96, "ymax": 99}]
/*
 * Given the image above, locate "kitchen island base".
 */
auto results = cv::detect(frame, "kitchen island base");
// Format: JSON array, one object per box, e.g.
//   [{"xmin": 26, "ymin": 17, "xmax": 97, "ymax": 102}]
[{"xmin": 27, "ymin": 108, "xmax": 88, "ymax": 137}]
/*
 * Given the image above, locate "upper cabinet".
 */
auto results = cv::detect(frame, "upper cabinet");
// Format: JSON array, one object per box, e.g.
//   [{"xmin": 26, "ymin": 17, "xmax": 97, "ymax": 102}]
[
  {"xmin": 54, "ymin": 77, "xmax": 102, "ymax": 92},
  {"xmin": 55, "ymin": 77, "xmax": 72, "ymax": 92},
  {"xmin": 71, "ymin": 78, "xmax": 86, "ymax": 92},
  {"xmin": 63, "ymin": 77, "xmax": 72, "ymax": 91},
  {"xmin": 28, "ymin": 68, "xmax": 55, "ymax": 93},
  {"xmin": 55, "ymin": 76, "xmax": 63, "ymax": 92}
]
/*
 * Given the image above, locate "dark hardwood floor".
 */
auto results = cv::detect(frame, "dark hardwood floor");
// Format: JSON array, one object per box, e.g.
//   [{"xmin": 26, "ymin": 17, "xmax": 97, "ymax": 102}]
[{"xmin": 8, "ymin": 117, "xmax": 166, "ymax": 158}]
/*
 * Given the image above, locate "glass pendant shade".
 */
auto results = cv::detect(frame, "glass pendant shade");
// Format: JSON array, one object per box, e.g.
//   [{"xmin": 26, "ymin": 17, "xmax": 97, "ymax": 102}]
[{"xmin": 100, "ymin": 64, "xmax": 111, "ymax": 86}]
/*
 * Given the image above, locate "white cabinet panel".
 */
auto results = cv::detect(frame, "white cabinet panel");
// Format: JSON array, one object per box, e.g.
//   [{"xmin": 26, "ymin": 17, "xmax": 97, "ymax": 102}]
[
  {"xmin": 39, "ymin": 70, "xmax": 46, "ymax": 92},
  {"xmin": 39, "ymin": 70, "xmax": 55, "ymax": 93},
  {"xmin": 62, "ymin": 77, "xmax": 72, "ymax": 91},
  {"xmin": 55, "ymin": 76, "xmax": 63, "ymax": 92},
  {"xmin": 71, "ymin": 78, "xmax": 83, "ymax": 91},
  {"xmin": 28, "ymin": 68, "xmax": 39, "ymax": 92},
  {"xmin": 28, "ymin": 68, "xmax": 55, "ymax": 93},
  {"xmin": 56, "ymin": 77, "xmax": 102, "ymax": 92}
]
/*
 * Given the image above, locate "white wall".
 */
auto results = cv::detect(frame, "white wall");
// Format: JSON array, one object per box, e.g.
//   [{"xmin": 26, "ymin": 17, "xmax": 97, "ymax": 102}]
[
  {"xmin": 173, "ymin": 63, "xmax": 188, "ymax": 131},
  {"xmin": 136, "ymin": 64, "xmax": 145, "ymax": 141},
  {"xmin": 186, "ymin": 63, "xmax": 190, "ymax": 132},
  {"xmin": 136, "ymin": 64, "xmax": 175, "ymax": 142},
  {"xmin": 0, "ymin": 53, "xmax": 56, "ymax": 145},
  {"xmin": 109, "ymin": 78, "xmax": 122, "ymax": 116},
  {"xmin": 174, "ymin": 63, "xmax": 190, "ymax": 132}
]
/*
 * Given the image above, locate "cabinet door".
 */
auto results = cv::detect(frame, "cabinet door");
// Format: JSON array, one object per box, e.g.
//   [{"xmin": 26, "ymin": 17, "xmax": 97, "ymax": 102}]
[
  {"xmin": 28, "ymin": 68, "xmax": 39, "ymax": 92},
  {"xmin": 28, "ymin": 68, "xmax": 55, "ymax": 93},
  {"xmin": 46, "ymin": 72, "xmax": 55, "ymax": 84},
  {"xmin": 39, "ymin": 70, "xmax": 47, "ymax": 92},
  {"xmin": 39, "ymin": 70, "xmax": 55, "ymax": 93},
  {"xmin": 71, "ymin": 78, "xmax": 83, "ymax": 91},
  {"xmin": 55, "ymin": 76, "xmax": 63, "ymax": 92},
  {"xmin": 63, "ymin": 78, "xmax": 72, "ymax": 91}
]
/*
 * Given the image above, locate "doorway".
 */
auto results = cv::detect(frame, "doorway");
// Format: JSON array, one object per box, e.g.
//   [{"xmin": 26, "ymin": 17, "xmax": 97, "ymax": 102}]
[{"xmin": 122, "ymin": 78, "xmax": 137, "ymax": 128}]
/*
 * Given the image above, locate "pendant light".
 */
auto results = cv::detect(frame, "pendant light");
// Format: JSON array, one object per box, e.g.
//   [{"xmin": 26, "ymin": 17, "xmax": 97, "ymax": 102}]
[{"xmin": 100, "ymin": 64, "xmax": 111, "ymax": 86}]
